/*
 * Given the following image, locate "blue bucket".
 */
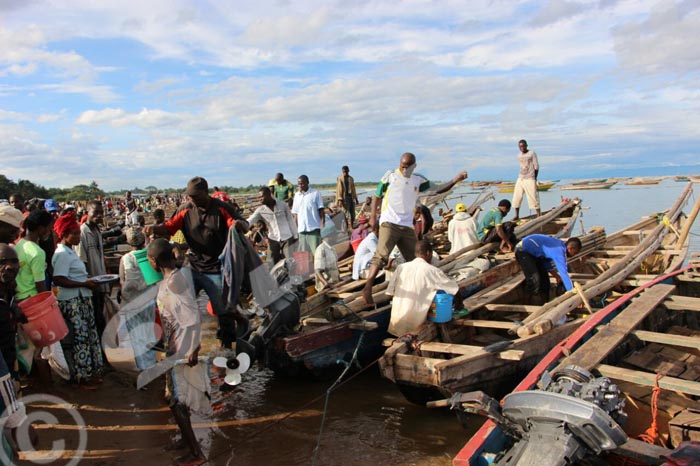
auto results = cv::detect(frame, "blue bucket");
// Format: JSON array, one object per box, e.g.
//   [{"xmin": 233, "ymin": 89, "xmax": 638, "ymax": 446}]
[{"xmin": 427, "ymin": 290, "xmax": 453, "ymax": 323}]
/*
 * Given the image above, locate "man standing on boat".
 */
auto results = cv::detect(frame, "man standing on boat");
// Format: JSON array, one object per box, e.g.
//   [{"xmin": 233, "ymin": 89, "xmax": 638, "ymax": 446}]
[
  {"xmin": 269, "ymin": 173, "xmax": 295, "ymax": 207},
  {"xmin": 515, "ymin": 234, "xmax": 582, "ymax": 304},
  {"xmin": 291, "ymin": 174, "xmax": 325, "ymax": 257},
  {"xmin": 362, "ymin": 152, "xmax": 467, "ymax": 305},
  {"xmin": 145, "ymin": 176, "xmax": 248, "ymax": 349},
  {"xmin": 511, "ymin": 139, "xmax": 541, "ymax": 221},
  {"xmin": 247, "ymin": 186, "xmax": 298, "ymax": 265},
  {"xmin": 336, "ymin": 165, "xmax": 359, "ymax": 226},
  {"xmin": 386, "ymin": 240, "xmax": 460, "ymax": 336}
]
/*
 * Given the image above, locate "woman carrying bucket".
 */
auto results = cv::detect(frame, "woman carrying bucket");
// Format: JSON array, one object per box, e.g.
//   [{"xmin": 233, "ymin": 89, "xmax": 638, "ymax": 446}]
[
  {"xmin": 51, "ymin": 213, "xmax": 104, "ymax": 389},
  {"xmin": 118, "ymin": 227, "xmax": 158, "ymax": 370}
]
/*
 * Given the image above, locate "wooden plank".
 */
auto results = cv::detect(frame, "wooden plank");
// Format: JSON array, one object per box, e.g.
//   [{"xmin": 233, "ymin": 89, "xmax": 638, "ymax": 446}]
[
  {"xmin": 484, "ymin": 304, "xmax": 540, "ymax": 313},
  {"xmin": 632, "ymin": 330, "xmax": 700, "ymax": 350},
  {"xmin": 555, "ymin": 284, "xmax": 675, "ymax": 371},
  {"xmin": 411, "ymin": 341, "xmax": 524, "ymax": 361},
  {"xmin": 669, "ymin": 409, "xmax": 700, "ymax": 446},
  {"xmin": 597, "ymin": 364, "xmax": 700, "ymax": 396},
  {"xmin": 663, "ymin": 294, "xmax": 700, "ymax": 311},
  {"xmin": 451, "ymin": 319, "xmax": 516, "ymax": 329}
]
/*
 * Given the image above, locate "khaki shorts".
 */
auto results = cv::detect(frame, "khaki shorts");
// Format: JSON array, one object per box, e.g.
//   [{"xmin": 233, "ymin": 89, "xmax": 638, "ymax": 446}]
[
  {"xmin": 512, "ymin": 178, "xmax": 540, "ymax": 210},
  {"xmin": 370, "ymin": 222, "xmax": 416, "ymax": 268}
]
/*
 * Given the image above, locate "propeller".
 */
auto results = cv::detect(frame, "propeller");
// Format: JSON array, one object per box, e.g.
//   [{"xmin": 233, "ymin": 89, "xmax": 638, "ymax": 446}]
[{"xmin": 212, "ymin": 352, "xmax": 251, "ymax": 386}]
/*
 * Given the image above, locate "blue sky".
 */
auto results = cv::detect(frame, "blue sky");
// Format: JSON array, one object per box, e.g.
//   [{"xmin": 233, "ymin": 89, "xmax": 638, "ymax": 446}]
[{"xmin": 1, "ymin": 0, "xmax": 699, "ymax": 191}]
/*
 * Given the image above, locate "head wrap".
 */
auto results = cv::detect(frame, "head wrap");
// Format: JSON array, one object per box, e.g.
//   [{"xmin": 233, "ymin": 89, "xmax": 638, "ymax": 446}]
[
  {"xmin": 357, "ymin": 215, "xmax": 369, "ymax": 225},
  {"xmin": 126, "ymin": 227, "xmax": 146, "ymax": 247},
  {"xmin": 455, "ymin": 203, "xmax": 467, "ymax": 213},
  {"xmin": 53, "ymin": 213, "xmax": 80, "ymax": 239},
  {"xmin": 0, "ymin": 205, "xmax": 23, "ymax": 229}
]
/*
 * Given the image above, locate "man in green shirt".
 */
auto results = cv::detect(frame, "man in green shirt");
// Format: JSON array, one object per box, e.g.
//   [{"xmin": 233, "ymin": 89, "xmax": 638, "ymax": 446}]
[
  {"xmin": 268, "ymin": 173, "xmax": 295, "ymax": 206},
  {"xmin": 477, "ymin": 199, "xmax": 516, "ymax": 253}
]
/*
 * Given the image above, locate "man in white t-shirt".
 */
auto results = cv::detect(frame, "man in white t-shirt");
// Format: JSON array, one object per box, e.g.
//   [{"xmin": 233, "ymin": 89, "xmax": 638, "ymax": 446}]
[
  {"xmin": 362, "ymin": 152, "xmax": 467, "ymax": 305},
  {"xmin": 512, "ymin": 139, "xmax": 541, "ymax": 221}
]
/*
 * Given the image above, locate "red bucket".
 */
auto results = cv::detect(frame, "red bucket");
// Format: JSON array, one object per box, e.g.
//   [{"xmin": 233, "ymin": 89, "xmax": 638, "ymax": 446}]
[
  {"xmin": 18, "ymin": 291, "xmax": 69, "ymax": 347},
  {"xmin": 351, "ymin": 238, "xmax": 363, "ymax": 253}
]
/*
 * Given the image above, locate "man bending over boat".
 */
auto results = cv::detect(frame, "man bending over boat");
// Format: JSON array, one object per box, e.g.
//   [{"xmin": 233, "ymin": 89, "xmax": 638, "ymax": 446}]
[
  {"xmin": 362, "ymin": 152, "xmax": 467, "ymax": 305},
  {"xmin": 386, "ymin": 240, "xmax": 460, "ymax": 336},
  {"xmin": 515, "ymin": 234, "xmax": 582, "ymax": 304}
]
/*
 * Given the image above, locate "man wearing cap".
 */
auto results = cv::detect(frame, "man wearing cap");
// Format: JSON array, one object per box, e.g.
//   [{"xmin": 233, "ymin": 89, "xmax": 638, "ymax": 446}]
[
  {"xmin": 269, "ymin": 173, "xmax": 295, "ymax": 207},
  {"xmin": 145, "ymin": 176, "xmax": 248, "ymax": 348},
  {"xmin": 448, "ymin": 203, "xmax": 479, "ymax": 255},
  {"xmin": 362, "ymin": 152, "xmax": 467, "ymax": 305},
  {"xmin": 336, "ymin": 166, "xmax": 359, "ymax": 226},
  {"xmin": 0, "ymin": 206, "xmax": 23, "ymax": 244},
  {"xmin": 351, "ymin": 215, "xmax": 370, "ymax": 242},
  {"xmin": 247, "ymin": 186, "xmax": 298, "ymax": 265}
]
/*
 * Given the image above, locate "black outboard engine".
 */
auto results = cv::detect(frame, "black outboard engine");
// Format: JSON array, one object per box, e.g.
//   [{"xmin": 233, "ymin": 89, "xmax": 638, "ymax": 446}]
[
  {"xmin": 433, "ymin": 366, "xmax": 628, "ymax": 466},
  {"xmin": 243, "ymin": 292, "xmax": 300, "ymax": 359}
]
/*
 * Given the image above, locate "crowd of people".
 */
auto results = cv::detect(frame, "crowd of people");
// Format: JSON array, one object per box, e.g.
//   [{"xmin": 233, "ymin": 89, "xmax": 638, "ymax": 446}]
[{"xmin": 0, "ymin": 141, "xmax": 584, "ymax": 465}]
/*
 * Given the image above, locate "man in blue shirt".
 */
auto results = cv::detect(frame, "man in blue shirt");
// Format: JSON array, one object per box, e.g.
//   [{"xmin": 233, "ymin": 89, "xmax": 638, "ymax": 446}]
[{"xmin": 515, "ymin": 234, "xmax": 582, "ymax": 304}]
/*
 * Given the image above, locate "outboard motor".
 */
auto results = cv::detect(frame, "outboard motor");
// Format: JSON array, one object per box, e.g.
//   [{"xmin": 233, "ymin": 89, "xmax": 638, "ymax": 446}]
[
  {"xmin": 244, "ymin": 292, "xmax": 300, "ymax": 358},
  {"xmin": 433, "ymin": 366, "xmax": 628, "ymax": 466}
]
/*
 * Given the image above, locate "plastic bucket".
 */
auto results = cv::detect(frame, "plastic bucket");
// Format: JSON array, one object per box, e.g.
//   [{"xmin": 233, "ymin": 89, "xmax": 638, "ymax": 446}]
[
  {"xmin": 19, "ymin": 291, "xmax": 69, "ymax": 347},
  {"xmin": 133, "ymin": 249, "xmax": 163, "ymax": 285},
  {"xmin": 351, "ymin": 238, "xmax": 363, "ymax": 253},
  {"xmin": 427, "ymin": 290, "xmax": 453, "ymax": 323}
]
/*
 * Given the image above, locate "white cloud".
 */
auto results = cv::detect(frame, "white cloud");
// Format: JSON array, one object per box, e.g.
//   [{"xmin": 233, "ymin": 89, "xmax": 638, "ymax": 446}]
[{"xmin": 77, "ymin": 107, "xmax": 188, "ymax": 128}]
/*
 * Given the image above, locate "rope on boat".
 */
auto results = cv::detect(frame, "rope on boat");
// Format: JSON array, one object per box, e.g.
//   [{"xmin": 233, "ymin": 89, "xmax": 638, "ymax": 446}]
[{"xmin": 639, "ymin": 372, "xmax": 664, "ymax": 446}]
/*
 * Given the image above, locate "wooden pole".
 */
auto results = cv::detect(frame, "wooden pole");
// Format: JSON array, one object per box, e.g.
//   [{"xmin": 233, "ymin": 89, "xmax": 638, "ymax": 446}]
[{"xmin": 676, "ymin": 187, "xmax": 700, "ymax": 249}]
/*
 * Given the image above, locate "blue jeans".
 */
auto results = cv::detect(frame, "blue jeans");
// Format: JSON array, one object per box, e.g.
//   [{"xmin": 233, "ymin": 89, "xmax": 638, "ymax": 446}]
[{"xmin": 191, "ymin": 270, "xmax": 236, "ymax": 347}]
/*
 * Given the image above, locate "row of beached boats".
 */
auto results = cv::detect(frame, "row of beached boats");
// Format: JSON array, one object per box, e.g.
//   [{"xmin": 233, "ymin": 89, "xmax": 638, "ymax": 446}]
[
  {"xmin": 479, "ymin": 175, "xmax": 700, "ymax": 194},
  {"xmin": 239, "ymin": 181, "xmax": 700, "ymax": 465}
]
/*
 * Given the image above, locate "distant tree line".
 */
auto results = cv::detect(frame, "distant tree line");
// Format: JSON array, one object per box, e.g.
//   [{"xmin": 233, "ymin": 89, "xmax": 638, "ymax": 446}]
[{"xmin": 0, "ymin": 174, "xmax": 380, "ymax": 203}]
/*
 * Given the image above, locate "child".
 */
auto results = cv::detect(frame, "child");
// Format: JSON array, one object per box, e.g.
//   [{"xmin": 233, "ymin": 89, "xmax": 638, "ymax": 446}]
[{"xmin": 147, "ymin": 239, "xmax": 206, "ymax": 466}]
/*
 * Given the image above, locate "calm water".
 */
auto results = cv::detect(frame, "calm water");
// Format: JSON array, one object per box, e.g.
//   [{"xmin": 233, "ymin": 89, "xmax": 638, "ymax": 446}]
[{"xmin": 206, "ymin": 180, "xmax": 700, "ymax": 466}]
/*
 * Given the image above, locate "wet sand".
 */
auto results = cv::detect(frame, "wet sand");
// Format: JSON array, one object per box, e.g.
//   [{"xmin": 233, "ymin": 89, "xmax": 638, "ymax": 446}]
[{"xmin": 20, "ymin": 315, "xmax": 475, "ymax": 466}]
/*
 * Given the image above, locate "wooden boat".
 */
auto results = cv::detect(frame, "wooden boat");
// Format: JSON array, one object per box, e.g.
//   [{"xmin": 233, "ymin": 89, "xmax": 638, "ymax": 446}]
[
  {"xmin": 262, "ymin": 199, "xmax": 583, "ymax": 377},
  {"xmin": 379, "ymin": 184, "xmax": 693, "ymax": 405},
  {"xmin": 498, "ymin": 181, "xmax": 556, "ymax": 193},
  {"xmin": 674, "ymin": 175, "xmax": 690, "ymax": 182},
  {"xmin": 452, "ymin": 255, "xmax": 700, "ymax": 466},
  {"xmin": 560, "ymin": 181, "xmax": 617, "ymax": 190},
  {"xmin": 625, "ymin": 177, "xmax": 663, "ymax": 186},
  {"xmin": 570, "ymin": 178, "xmax": 608, "ymax": 185}
]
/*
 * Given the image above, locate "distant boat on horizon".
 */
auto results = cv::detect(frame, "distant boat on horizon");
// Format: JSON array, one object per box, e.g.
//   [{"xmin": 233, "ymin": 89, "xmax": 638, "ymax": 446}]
[{"xmin": 560, "ymin": 180, "xmax": 617, "ymax": 190}]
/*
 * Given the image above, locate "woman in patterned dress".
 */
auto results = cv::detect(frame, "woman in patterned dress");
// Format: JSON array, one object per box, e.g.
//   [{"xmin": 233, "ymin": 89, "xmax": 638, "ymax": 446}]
[{"xmin": 51, "ymin": 213, "xmax": 104, "ymax": 388}]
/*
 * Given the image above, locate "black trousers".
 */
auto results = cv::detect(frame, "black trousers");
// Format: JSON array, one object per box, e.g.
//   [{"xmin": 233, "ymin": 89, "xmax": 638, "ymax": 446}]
[
  {"xmin": 482, "ymin": 221, "xmax": 517, "ymax": 245},
  {"xmin": 515, "ymin": 249, "xmax": 550, "ymax": 300},
  {"xmin": 344, "ymin": 196, "xmax": 356, "ymax": 226}
]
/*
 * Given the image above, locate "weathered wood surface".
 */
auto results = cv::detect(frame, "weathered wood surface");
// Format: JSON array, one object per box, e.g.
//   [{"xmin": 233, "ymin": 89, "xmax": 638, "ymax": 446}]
[
  {"xmin": 632, "ymin": 330, "xmax": 700, "ymax": 350},
  {"xmin": 554, "ymin": 284, "xmax": 675, "ymax": 372},
  {"xmin": 597, "ymin": 364, "xmax": 700, "ymax": 396}
]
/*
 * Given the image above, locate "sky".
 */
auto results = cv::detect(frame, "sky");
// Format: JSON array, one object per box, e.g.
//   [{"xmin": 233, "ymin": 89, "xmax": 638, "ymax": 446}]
[{"xmin": 1, "ymin": 0, "xmax": 699, "ymax": 191}]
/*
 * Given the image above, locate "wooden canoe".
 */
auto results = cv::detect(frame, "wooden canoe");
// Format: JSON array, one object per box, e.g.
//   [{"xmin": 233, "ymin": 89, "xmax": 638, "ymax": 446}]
[
  {"xmin": 379, "ymin": 184, "xmax": 694, "ymax": 405},
  {"xmin": 498, "ymin": 181, "xmax": 556, "ymax": 193},
  {"xmin": 560, "ymin": 181, "xmax": 617, "ymax": 190},
  {"xmin": 264, "ymin": 199, "xmax": 583, "ymax": 377},
  {"xmin": 454, "ymin": 256, "xmax": 700, "ymax": 466}
]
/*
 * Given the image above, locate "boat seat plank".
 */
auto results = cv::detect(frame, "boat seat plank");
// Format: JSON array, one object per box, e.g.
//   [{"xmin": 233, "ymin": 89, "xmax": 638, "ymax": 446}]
[
  {"xmin": 632, "ymin": 330, "xmax": 700, "ymax": 351},
  {"xmin": 597, "ymin": 364, "xmax": 700, "ymax": 396},
  {"xmin": 484, "ymin": 304, "xmax": 540, "ymax": 313},
  {"xmin": 381, "ymin": 340, "xmax": 525, "ymax": 360},
  {"xmin": 451, "ymin": 320, "xmax": 517, "ymax": 330},
  {"xmin": 613, "ymin": 439, "xmax": 672, "ymax": 464},
  {"xmin": 554, "ymin": 284, "xmax": 675, "ymax": 372},
  {"xmin": 664, "ymin": 295, "xmax": 700, "ymax": 312}
]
